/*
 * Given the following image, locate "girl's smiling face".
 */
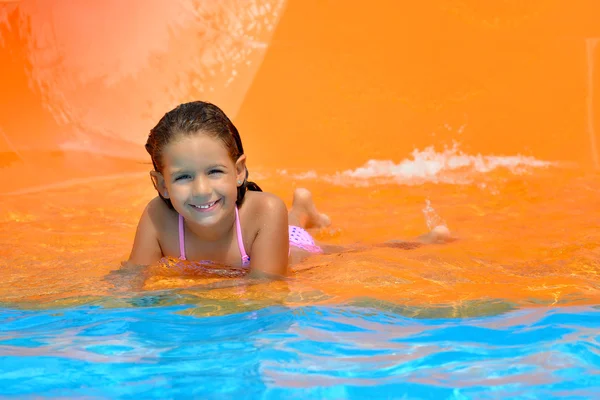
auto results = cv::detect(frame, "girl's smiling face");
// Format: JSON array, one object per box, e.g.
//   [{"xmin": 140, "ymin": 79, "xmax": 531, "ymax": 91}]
[{"xmin": 158, "ymin": 132, "xmax": 246, "ymax": 227}]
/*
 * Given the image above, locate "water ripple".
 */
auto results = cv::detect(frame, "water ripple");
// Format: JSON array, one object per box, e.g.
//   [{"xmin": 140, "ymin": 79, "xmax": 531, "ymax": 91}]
[{"xmin": 0, "ymin": 304, "xmax": 599, "ymax": 398}]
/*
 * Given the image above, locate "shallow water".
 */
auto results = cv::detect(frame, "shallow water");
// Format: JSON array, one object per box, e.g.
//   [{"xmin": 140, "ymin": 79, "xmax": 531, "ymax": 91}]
[{"xmin": 1, "ymin": 164, "xmax": 599, "ymax": 308}]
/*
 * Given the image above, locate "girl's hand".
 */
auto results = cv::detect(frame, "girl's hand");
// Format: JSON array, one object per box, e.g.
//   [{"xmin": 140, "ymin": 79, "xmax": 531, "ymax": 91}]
[{"xmin": 103, "ymin": 261, "xmax": 147, "ymax": 293}]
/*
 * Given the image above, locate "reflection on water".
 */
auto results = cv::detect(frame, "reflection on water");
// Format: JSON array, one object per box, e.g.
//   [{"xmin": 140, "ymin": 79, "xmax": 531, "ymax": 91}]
[
  {"xmin": 1, "ymin": 303, "xmax": 599, "ymax": 397},
  {"xmin": 1, "ymin": 1, "xmax": 600, "ymax": 314}
]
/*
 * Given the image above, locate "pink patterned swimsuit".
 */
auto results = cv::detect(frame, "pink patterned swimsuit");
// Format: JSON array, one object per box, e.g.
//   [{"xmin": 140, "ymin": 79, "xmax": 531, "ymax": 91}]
[
  {"xmin": 288, "ymin": 225, "xmax": 322, "ymax": 253},
  {"xmin": 177, "ymin": 207, "xmax": 322, "ymax": 266}
]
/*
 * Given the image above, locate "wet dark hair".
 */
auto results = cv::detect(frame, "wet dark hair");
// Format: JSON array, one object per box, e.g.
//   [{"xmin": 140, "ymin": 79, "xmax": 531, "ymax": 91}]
[{"xmin": 145, "ymin": 101, "xmax": 262, "ymax": 208}]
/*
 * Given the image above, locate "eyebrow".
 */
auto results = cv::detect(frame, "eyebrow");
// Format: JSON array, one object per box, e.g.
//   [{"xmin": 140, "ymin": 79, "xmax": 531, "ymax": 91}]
[{"xmin": 170, "ymin": 164, "xmax": 228, "ymax": 174}]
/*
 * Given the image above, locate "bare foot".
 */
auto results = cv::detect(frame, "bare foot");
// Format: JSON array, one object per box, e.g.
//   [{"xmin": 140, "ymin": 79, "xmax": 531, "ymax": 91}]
[
  {"xmin": 288, "ymin": 188, "xmax": 331, "ymax": 229},
  {"xmin": 419, "ymin": 224, "xmax": 453, "ymax": 244},
  {"xmin": 380, "ymin": 224, "xmax": 452, "ymax": 250}
]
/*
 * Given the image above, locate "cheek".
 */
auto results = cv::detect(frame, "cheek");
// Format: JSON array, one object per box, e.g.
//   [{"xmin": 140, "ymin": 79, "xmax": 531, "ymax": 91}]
[
  {"xmin": 216, "ymin": 177, "xmax": 238, "ymax": 196},
  {"xmin": 168, "ymin": 184, "xmax": 189, "ymax": 199}
]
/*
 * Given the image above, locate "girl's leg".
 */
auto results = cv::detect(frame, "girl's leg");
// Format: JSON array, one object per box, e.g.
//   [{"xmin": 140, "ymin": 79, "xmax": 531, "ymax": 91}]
[
  {"xmin": 288, "ymin": 188, "xmax": 331, "ymax": 229},
  {"xmin": 286, "ymin": 188, "xmax": 452, "ymax": 263},
  {"xmin": 288, "ymin": 188, "xmax": 451, "ymax": 243},
  {"xmin": 383, "ymin": 225, "xmax": 453, "ymax": 249},
  {"xmin": 287, "ymin": 188, "xmax": 331, "ymax": 265}
]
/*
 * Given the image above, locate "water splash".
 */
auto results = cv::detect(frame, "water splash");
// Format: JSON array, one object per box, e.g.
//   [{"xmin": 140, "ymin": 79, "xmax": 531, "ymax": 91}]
[
  {"xmin": 283, "ymin": 143, "xmax": 555, "ymax": 186},
  {"xmin": 341, "ymin": 143, "xmax": 553, "ymax": 180},
  {"xmin": 422, "ymin": 199, "xmax": 447, "ymax": 231}
]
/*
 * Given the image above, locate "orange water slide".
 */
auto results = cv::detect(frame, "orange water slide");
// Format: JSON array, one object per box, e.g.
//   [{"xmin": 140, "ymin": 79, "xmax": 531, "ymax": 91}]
[
  {"xmin": 0, "ymin": 0, "xmax": 284, "ymax": 193},
  {"xmin": 1, "ymin": 0, "xmax": 599, "ymax": 194},
  {"xmin": 238, "ymin": 0, "xmax": 600, "ymax": 171}
]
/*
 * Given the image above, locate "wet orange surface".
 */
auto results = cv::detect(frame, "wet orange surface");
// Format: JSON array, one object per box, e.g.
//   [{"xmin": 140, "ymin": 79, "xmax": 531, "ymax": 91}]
[{"xmin": 1, "ymin": 1, "xmax": 599, "ymax": 312}]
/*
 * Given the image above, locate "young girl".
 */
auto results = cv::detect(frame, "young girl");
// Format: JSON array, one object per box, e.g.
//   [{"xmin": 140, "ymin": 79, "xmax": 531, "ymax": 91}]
[
  {"xmin": 128, "ymin": 101, "xmax": 332, "ymax": 278},
  {"xmin": 126, "ymin": 101, "xmax": 451, "ymax": 281}
]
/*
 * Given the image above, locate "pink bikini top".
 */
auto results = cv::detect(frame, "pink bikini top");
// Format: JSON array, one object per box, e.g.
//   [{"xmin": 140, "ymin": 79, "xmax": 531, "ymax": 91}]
[{"xmin": 178, "ymin": 206, "xmax": 250, "ymax": 267}]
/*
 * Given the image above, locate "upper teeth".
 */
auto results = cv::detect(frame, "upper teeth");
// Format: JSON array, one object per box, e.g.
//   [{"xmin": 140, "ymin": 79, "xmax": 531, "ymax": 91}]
[{"xmin": 197, "ymin": 201, "xmax": 216, "ymax": 209}]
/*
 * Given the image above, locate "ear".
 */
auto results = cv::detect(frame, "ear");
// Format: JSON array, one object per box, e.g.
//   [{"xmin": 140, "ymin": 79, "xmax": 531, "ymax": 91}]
[
  {"xmin": 235, "ymin": 154, "xmax": 247, "ymax": 186},
  {"xmin": 150, "ymin": 170, "xmax": 169, "ymax": 198}
]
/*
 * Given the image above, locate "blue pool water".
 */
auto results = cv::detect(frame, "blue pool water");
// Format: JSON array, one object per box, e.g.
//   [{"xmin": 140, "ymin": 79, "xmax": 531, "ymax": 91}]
[{"xmin": 1, "ymin": 300, "xmax": 599, "ymax": 399}]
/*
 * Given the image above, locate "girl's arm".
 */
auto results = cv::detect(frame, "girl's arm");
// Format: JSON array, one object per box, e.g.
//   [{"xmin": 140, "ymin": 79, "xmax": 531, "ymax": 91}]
[
  {"xmin": 105, "ymin": 203, "xmax": 163, "ymax": 292},
  {"xmin": 128, "ymin": 202, "xmax": 163, "ymax": 266},
  {"xmin": 247, "ymin": 194, "xmax": 290, "ymax": 279}
]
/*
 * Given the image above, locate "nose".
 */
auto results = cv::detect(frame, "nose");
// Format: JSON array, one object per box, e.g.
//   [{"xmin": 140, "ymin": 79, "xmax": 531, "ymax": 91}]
[{"xmin": 192, "ymin": 175, "xmax": 211, "ymax": 197}]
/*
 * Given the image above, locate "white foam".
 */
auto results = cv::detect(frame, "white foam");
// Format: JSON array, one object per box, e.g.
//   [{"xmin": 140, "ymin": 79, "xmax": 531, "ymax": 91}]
[{"xmin": 282, "ymin": 144, "xmax": 555, "ymax": 186}]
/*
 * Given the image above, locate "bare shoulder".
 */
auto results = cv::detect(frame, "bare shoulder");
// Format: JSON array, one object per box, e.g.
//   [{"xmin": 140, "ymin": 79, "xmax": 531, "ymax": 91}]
[
  {"xmin": 241, "ymin": 191, "xmax": 288, "ymax": 220},
  {"xmin": 138, "ymin": 196, "xmax": 180, "ymax": 240},
  {"xmin": 239, "ymin": 191, "xmax": 288, "ymax": 243},
  {"xmin": 241, "ymin": 191, "xmax": 290, "ymax": 276},
  {"xmin": 129, "ymin": 196, "xmax": 174, "ymax": 265},
  {"xmin": 144, "ymin": 196, "xmax": 173, "ymax": 223}
]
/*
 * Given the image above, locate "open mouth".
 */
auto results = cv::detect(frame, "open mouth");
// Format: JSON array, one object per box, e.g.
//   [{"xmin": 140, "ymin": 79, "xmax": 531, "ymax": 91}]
[{"xmin": 190, "ymin": 198, "xmax": 221, "ymax": 212}]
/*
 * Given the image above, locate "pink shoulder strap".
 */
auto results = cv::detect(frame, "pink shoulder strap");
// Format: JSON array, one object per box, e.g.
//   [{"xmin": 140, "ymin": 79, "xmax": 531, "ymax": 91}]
[
  {"xmin": 178, "ymin": 214, "xmax": 186, "ymax": 260},
  {"xmin": 235, "ymin": 207, "xmax": 250, "ymax": 266}
]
